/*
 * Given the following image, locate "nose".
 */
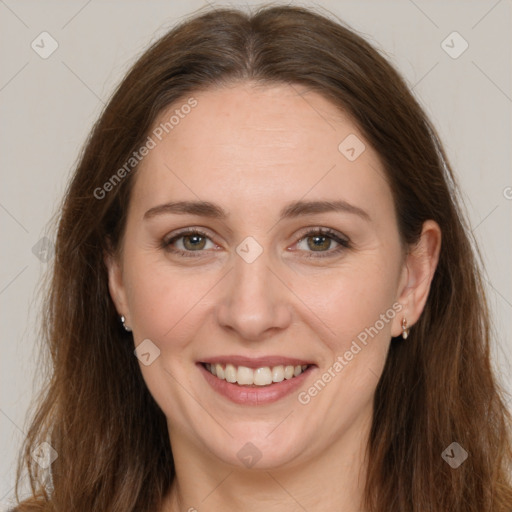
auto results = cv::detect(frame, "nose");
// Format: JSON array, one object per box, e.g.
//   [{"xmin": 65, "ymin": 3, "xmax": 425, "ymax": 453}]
[{"xmin": 215, "ymin": 250, "xmax": 293, "ymax": 342}]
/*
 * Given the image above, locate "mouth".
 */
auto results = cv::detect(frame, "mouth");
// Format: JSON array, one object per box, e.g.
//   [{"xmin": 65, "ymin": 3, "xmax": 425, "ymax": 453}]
[
  {"xmin": 202, "ymin": 362, "xmax": 310, "ymax": 387},
  {"xmin": 197, "ymin": 357, "xmax": 316, "ymax": 405}
]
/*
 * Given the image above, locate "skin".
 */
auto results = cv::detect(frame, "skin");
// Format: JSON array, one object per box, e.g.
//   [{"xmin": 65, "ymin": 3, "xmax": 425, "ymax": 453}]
[{"xmin": 106, "ymin": 82, "xmax": 441, "ymax": 512}]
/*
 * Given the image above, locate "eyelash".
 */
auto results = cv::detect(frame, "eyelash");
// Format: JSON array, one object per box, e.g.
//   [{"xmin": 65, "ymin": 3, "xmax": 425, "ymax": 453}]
[{"xmin": 162, "ymin": 227, "xmax": 351, "ymax": 259}]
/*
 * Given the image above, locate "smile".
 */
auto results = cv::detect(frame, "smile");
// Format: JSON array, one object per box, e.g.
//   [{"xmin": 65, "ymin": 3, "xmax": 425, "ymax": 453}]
[
  {"xmin": 204, "ymin": 362, "xmax": 309, "ymax": 387},
  {"xmin": 198, "ymin": 357, "xmax": 316, "ymax": 405}
]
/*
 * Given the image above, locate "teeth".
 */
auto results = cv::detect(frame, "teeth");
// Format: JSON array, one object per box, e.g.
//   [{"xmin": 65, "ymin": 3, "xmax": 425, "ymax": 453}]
[
  {"xmin": 225, "ymin": 363, "xmax": 237, "ymax": 383},
  {"xmin": 272, "ymin": 365, "xmax": 284, "ymax": 383},
  {"xmin": 237, "ymin": 366, "xmax": 254, "ymax": 385},
  {"xmin": 254, "ymin": 367, "xmax": 272, "ymax": 386},
  {"xmin": 284, "ymin": 365, "xmax": 294, "ymax": 380},
  {"xmin": 215, "ymin": 364, "xmax": 224, "ymax": 379},
  {"xmin": 205, "ymin": 363, "xmax": 309, "ymax": 386}
]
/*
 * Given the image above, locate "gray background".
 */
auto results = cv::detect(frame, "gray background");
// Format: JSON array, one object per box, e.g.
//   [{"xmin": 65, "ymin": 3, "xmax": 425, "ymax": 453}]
[{"xmin": 1, "ymin": 0, "xmax": 511, "ymax": 508}]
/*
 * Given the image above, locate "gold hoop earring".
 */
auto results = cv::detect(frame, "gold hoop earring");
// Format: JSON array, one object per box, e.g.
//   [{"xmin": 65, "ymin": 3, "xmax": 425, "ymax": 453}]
[{"xmin": 401, "ymin": 317, "xmax": 410, "ymax": 339}]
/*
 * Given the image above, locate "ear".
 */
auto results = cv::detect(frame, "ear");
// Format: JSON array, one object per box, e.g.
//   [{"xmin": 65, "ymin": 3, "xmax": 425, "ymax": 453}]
[
  {"xmin": 393, "ymin": 220, "xmax": 442, "ymax": 337},
  {"xmin": 104, "ymin": 244, "xmax": 131, "ymax": 328}
]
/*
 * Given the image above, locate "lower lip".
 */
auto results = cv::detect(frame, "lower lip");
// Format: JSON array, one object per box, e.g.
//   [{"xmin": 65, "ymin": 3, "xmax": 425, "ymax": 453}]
[{"xmin": 198, "ymin": 363, "xmax": 314, "ymax": 405}]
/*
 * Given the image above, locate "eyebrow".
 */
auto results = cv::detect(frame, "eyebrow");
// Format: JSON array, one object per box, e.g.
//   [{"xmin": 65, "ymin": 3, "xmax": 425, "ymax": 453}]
[{"xmin": 143, "ymin": 199, "xmax": 371, "ymax": 222}]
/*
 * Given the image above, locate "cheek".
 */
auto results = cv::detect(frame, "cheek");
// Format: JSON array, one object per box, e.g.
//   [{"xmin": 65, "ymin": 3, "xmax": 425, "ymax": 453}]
[
  {"xmin": 293, "ymin": 259, "xmax": 400, "ymax": 352},
  {"xmin": 124, "ymin": 257, "xmax": 220, "ymax": 348},
  {"xmin": 291, "ymin": 263, "xmax": 398, "ymax": 435},
  {"xmin": 123, "ymin": 263, "xmax": 217, "ymax": 418}
]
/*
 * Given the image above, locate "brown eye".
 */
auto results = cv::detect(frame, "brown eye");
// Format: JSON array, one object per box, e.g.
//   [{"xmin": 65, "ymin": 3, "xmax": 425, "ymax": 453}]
[
  {"xmin": 181, "ymin": 234, "xmax": 207, "ymax": 251},
  {"xmin": 306, "ymin": 234, "xmax": 333, "ymax": 252},
  {"xmin": 295, "ymin": 228, "xmax": 350, "ymax": 258},
  {"xmin": 163, "ymin": 229, "xmax": 217, "ymax": 257}
]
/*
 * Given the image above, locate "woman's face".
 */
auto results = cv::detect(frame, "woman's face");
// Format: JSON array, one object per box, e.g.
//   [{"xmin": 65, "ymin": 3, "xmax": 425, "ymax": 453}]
[{"xmin": 107, "ymin": 82, "xmax": 414, "ymax": 470}]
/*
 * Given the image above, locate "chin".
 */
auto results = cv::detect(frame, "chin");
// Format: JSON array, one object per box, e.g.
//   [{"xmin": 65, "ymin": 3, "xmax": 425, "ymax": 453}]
[{"xmin": 201, "ymin": 419, "xmax": 315, "ymax": 470}]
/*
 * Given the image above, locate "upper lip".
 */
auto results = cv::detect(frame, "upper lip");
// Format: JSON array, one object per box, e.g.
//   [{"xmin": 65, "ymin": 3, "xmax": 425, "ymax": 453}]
[{"xmin": 199, "ymin": 355, "xmax": 315, "ymax": 369}]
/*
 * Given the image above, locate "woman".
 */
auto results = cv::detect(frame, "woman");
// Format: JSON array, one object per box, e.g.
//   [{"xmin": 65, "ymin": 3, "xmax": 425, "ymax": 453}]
[{"xmin": 13, "ymin": 5, "xmax": 512, "ymax": 511}]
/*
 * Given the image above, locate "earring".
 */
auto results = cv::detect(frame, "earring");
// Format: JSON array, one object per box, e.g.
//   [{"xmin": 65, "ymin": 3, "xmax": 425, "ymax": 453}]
[
  {"xmin": 120, "ymin": 315, "xmax": 132, "ymax": 332},
  {"xmin": 401, "ymin": 317, "xmax": 410, "ymax": 339}
]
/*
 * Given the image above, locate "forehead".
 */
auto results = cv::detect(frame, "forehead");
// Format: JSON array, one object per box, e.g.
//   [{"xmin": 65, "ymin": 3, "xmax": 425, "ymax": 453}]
[{"xmin": 131, "ymin": 82, "xmax": 393, "ymax": 223}]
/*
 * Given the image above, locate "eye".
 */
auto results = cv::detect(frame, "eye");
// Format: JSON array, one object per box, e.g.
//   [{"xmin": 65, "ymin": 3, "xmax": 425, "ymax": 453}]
[
  {"xmin": 293, "ymin": 228, "xmax": 350, "ymax": 258},
  {"xmin": 163, "ymin": 229, "xmax": 218, "ymax": 257}
]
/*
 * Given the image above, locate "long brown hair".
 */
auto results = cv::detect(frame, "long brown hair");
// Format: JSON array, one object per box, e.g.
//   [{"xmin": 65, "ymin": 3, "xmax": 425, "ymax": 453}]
[{"xmin": 14, "ymin": 5, "xmax": 512, "ymax": 511}]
